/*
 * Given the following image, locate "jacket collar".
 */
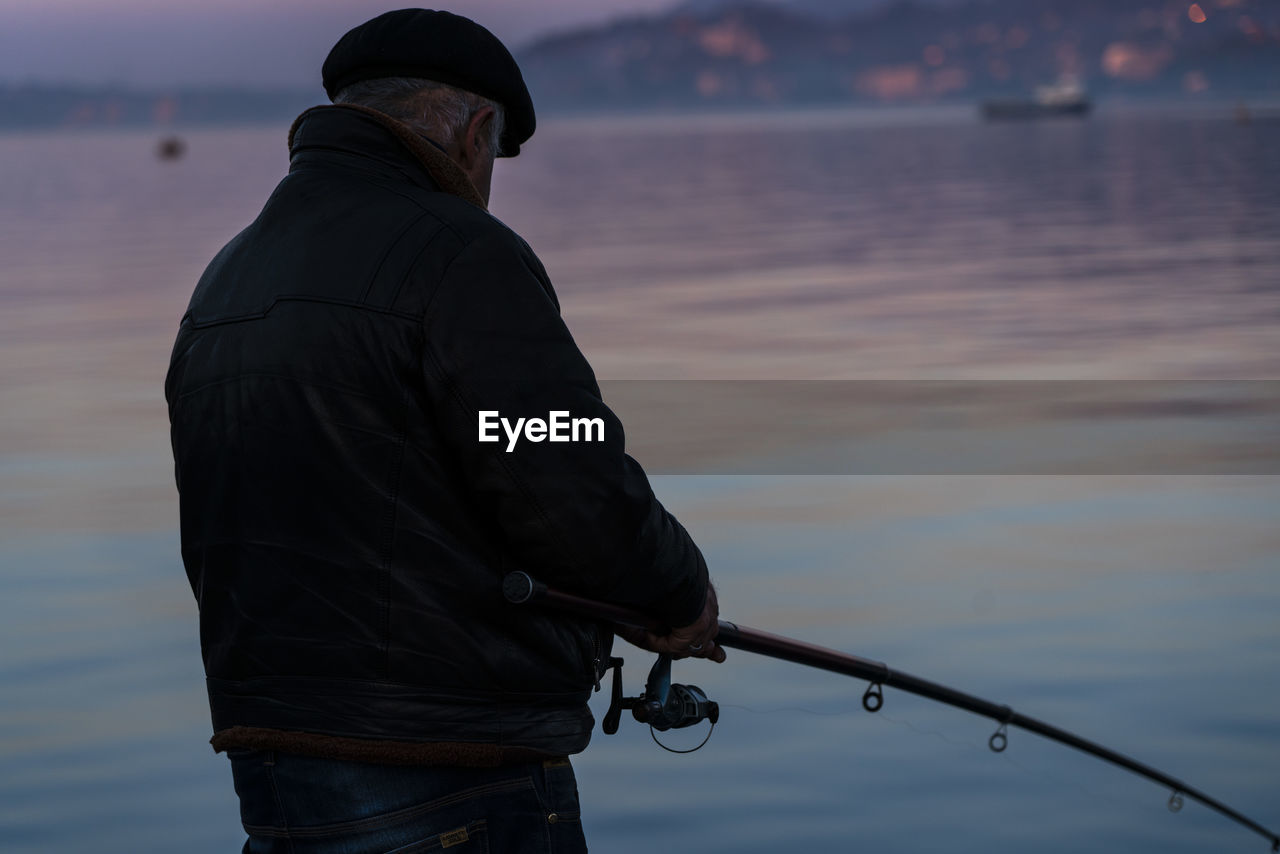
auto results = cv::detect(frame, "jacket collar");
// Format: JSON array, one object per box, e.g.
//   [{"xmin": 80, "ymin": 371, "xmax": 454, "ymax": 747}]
[{"xmin": 287, "ymin": 104, "xmax": 487, "ymax": 211}]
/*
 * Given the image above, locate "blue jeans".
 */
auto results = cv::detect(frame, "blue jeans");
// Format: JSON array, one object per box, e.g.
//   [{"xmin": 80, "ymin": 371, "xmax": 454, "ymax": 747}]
[{"xmin": 228, "ymin": 749, "xmax": 588, "ymax": 853}]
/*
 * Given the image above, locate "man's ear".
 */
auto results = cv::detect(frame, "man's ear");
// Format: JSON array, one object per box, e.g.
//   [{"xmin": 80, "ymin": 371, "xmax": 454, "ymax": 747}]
[{"xmin": 460, "ymin": 106, "xmax": 496, "ymax": 168}]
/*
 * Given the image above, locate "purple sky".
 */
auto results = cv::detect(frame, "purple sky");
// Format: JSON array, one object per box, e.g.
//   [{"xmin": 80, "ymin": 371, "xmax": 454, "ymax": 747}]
[{"xmin": 0, "ymin": 0, "xmax": 681, "ymax": 90}]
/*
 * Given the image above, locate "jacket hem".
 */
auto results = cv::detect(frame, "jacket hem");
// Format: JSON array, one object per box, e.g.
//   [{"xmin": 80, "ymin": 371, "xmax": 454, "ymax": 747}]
[{"xmin": 211, "ymin": 725, "xmax": 556, "ymax": 767}]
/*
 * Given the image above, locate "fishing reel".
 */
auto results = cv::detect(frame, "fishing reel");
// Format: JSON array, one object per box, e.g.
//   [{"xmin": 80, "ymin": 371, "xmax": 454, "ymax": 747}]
[{"xmin": 601, "ymin": 654, "xmax": 719, "ymax": 751}]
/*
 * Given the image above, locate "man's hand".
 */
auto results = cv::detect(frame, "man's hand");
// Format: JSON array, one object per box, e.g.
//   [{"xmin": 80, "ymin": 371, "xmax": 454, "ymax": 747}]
[{"xmin": 616, "ymin": 584, "xmax": 727, "ymax": 663}]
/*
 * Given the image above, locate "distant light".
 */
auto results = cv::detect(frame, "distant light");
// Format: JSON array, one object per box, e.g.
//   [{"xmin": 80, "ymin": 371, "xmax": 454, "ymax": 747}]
[
  {"xmin": 923, "ymin": 45, "xmax": 945, "ymax": 66},
  {"xmin": 696, "ymin": 71, "xmax": 723, "ymax": 98},
  {"xmin": 1187, "ymin": 4, "xmax": 1207, "ymax": 23},
  {"xmin": 1101, "ymin": 41, "xmax": 1174, "ymax": 80}
]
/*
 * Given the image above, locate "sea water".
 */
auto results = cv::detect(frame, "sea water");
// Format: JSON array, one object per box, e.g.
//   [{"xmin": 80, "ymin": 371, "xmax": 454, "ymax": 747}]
[{"xmin": 1, "ymin": 105, "xmax": 1277, "ymax": 852}]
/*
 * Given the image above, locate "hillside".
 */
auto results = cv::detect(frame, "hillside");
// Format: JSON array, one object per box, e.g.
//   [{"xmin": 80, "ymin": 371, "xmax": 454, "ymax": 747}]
[
  {"xmin": 4, "ymin": 0, "xmax": 1277, "ymax": 130},
  {"xmin": 520, "ymin": 0, "xmax": 1280, "ymax": 109}
]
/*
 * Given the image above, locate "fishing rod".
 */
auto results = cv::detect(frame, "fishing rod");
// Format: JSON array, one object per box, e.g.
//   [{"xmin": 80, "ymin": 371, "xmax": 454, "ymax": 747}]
[{"xmin": 503, "ymin": 571, "xmax": 1279, "ymax": 851}]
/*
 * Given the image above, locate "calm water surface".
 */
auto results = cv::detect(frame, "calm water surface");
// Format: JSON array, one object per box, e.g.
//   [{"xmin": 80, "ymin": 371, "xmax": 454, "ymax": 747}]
[{"xmin": 1, "ymin": 107, "xmax": 1277, "ymax": 852}]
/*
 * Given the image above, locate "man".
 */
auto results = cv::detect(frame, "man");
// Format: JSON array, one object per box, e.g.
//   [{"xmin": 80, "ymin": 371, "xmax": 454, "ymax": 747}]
[{"xmin": 165, "ymin": 9, "xmax": 723, "ymax": 854}]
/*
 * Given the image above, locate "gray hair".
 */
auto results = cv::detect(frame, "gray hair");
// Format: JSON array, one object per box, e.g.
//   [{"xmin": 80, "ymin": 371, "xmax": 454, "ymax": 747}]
[{"xmin": 333, "ymin": 77, "xmax": 506, "ymax": 157}]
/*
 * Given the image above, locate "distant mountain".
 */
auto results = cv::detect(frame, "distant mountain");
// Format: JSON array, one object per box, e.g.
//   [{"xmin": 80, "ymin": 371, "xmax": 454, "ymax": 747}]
[
  {"xmin": 5, "ymin": 0, "xmax": 1277, "ymax": 130},
  {"xmin": 677, "ymin": 0, "xmax": 961, "ymax": 19},
  {"xmin": 521, "ymin": 0, "xmax": 1280, "ymax": 110},
  {"xmin": 781, "ymin": 0, "xmax": 963, "ymax": 19},
  {"xmin": 0, "ymin": 84, "xmax": 315, "ymax": 130}
]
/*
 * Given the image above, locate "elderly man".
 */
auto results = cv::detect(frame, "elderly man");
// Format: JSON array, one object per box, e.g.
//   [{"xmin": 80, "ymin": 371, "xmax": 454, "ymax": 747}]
[{"xmin": 165, "ymin": 9, "xmax": 722, "ymax": 854}]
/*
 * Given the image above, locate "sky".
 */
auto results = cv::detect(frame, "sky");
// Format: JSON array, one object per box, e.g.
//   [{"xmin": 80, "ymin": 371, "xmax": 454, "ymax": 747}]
[{"xmin": 0, "ymin": 0, "xmax": 683, "ymax": 90}]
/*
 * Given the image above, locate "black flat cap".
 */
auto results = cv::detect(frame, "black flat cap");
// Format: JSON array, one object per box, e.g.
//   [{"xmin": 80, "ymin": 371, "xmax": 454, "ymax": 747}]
[{"xmin": 322, "ymin": 9, "xmax": 535, "ymax": 157}]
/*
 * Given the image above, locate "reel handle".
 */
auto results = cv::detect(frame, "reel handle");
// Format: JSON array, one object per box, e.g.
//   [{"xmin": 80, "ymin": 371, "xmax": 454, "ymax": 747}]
[{"xmin": 602, "ymin": 657, "xmax": 626, "ymax": 735}]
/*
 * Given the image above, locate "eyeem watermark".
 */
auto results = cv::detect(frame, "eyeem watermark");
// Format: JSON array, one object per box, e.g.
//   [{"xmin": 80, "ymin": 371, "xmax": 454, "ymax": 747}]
[{"xmin": 479, "ymin": 410, "xmax": 605, "ymax": 453}]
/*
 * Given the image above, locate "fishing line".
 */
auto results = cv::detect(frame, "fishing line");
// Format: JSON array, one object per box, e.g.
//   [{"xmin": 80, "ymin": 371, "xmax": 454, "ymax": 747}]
[
  {"xmin": 733, "ymin": 688, "xmax": 1192, "ymax": 821},
  {"xmin": 735, "ymin": 699, "xmax": 1156, "ymax": 815},
  {"xmin": 721, "ymin": 702, "xmax": 850, "ymax": 717},
  {"xmin": 874, "ymin": 710, "xmax": 1139, "ymax": 811},
  {"xmin": 651, "ymin": 722, "xmax": 716, "ymax": 754},
  {"xmin": 724, "ymin": 700, "xmax": 1009, "ymax": 751}
]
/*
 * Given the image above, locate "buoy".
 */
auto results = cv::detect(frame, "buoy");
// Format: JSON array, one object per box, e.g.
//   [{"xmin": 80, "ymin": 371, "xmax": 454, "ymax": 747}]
[{"xmin": 156, "ymin": 135, "xmax": 186, "ymax": 160}]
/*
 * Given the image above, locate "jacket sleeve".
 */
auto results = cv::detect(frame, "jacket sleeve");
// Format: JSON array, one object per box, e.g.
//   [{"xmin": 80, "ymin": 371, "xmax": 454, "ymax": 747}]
[{"xmin": 419, "ymin": 228, "xmax": 708, "ymax": 628}]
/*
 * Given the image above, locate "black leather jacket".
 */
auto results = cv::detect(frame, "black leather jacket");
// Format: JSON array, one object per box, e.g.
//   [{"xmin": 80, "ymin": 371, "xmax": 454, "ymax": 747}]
[{"xmin": 165, "ymin": 106, "xmax": 709, "ymax": 757}]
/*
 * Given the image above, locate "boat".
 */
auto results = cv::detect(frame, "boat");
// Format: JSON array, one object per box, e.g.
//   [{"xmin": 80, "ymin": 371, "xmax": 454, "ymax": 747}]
[{"xmin": 982, "ymin": 81, "xmax": 1091, "ymax": 120}]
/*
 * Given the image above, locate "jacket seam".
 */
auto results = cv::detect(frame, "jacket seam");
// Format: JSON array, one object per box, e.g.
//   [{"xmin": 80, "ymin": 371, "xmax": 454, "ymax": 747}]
[
  {"xmin": 379, "ymin": 383, "xmax": 411, "ymax": 680},
  {"xmin": 174, "ymin": 371, "xmax": 387, "ymax": 404},
  {"xmin": 388, "ymin": 228, "xmax": 462, "ymax": 315},
  {"xmin": 360, "ymin": 212, "xmax": 434, "ymax": 305},
  {"xmin": 408, "ymin": 216, "xmax": 540, "ymax": 321},
  {"xmin": 185, "ymin": 294, "xmax": 422, "ymax": 329}
]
